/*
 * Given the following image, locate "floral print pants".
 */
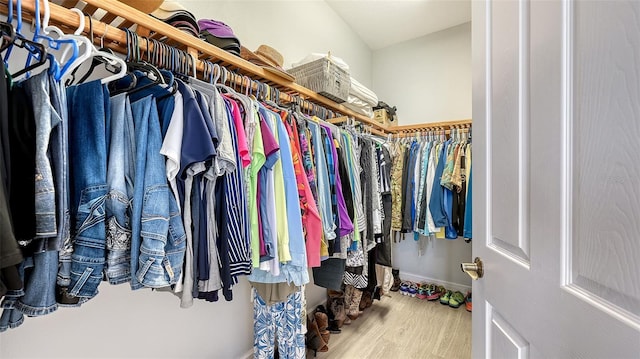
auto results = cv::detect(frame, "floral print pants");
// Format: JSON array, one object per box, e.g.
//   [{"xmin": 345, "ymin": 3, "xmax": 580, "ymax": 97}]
[{"xmin": 253, "ymin": 289, "xmax": 305, "ymax": 359}]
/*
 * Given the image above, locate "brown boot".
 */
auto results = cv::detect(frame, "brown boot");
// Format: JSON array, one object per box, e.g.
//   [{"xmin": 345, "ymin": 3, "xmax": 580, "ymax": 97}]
[
  {"xmin": 329, "ymin": 296, "xmax": 347, "ymax": 328},
  {"xmin": 390, "ymin": 268, "xmax": 401, "ymax": 292},
  {"xmin": 306, "ymin": 317, "xmax": 328, "ymax": 356},
  {"xmin": 347, "ymin": 287, "xmax": 363, "ymax": 320},
  {"xmin": 328, "ymin": 289, "xmax": 344, "ymax": 298},
  {"xmin": 315, "ymin": 311, "xmax": 329, "ymax": 332},
  {"xmin": 320, "ymin": 330, "xmax": 331, "ymax": 345}
]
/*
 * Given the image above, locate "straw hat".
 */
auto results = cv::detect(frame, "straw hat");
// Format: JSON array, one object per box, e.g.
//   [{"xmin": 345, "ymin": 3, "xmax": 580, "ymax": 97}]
[{"xmin": 241, "ymin": 45, "xmax": 295, "ymax": 82}]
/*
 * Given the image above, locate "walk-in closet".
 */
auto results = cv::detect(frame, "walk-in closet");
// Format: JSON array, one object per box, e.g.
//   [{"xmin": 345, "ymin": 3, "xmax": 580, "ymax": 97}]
[{"xmin": 1, "ymin": 1, "xmax": 638, "ymax": 358}]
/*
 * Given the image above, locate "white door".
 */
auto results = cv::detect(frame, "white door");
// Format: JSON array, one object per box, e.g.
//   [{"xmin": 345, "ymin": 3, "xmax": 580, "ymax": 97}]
[{"xmin": 472, "ymin": 0, "xmax": 640, "ymax": 358}]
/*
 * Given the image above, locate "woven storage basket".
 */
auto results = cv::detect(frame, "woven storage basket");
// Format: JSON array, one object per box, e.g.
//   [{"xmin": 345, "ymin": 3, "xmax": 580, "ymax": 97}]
[{"xmin": 287, "ymin": 57, "xmax": 351, "ymax": 103}]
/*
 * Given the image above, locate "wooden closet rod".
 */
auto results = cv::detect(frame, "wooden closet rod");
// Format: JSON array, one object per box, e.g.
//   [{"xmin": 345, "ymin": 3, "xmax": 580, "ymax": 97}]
[
  {"xmin": 0, "ymin": 0, "xmax": 393, "ymax": 132},
  {"xmin": 391, "ymin": 119, "xmax": 472, "ymax": 133}
]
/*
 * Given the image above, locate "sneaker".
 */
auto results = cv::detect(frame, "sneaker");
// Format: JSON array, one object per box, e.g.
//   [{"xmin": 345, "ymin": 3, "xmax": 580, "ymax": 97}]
[
  {"xmin": 465, "ymin": 292, "xmax": 472, "ymax": 312},
  {"xmin": 408, "ymin": 283, "xmax": 418, "ymax": 298},
  {"xmin": 416, "ymin": 283, "xmax": 429, "ymax": 300},
  {"xmin": 448, "ymin": 291, "xmax": 465, "ymax": 308},
  {"xmin": 426, "ymin": 285, "xmax": 444, "ymax": 301},
  {"xmin": 440, "ymin": 290, "xmax": 452, "ymax": 305},
  {"xmin": 399, "ymin": 281, "xmax": 411, "ymax": 296}
]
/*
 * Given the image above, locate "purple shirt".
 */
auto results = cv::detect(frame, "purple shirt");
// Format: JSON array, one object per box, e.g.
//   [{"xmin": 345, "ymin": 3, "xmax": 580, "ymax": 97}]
[{"xmin": 321, "ymin": 124, "xmax": 354, "ymax": 237}]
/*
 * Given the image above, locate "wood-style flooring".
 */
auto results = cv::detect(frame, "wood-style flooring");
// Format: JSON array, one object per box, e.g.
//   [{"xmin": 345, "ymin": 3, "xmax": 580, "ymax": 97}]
[{"xmin": 308, "ymin": 290, "xmax": 471, "ymax": 359}]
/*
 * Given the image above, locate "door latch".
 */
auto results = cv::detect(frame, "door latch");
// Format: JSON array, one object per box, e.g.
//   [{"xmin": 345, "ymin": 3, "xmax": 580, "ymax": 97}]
[{"xmin": 461, "ymin": 257, "xmax": 484, "ymax": 280}]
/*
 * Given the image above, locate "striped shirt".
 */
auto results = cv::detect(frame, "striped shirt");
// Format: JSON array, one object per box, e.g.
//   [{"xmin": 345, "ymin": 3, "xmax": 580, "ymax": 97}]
[{"xmin": 222, "ymin": 98, "xmax": 251, "ymax": 279}]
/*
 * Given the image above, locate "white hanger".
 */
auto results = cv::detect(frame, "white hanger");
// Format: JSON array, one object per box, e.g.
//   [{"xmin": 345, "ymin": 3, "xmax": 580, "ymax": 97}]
[
  {"xmin": 35, "ymin": 0, "xmax": 92, "ymax": 78},
  {"xmin": 51, "ymin": 8, "xmax": 126, "ymax": 85},
  {"xmin": 30, "ymin": 0, "xmax": 91, "ymax": 78}
]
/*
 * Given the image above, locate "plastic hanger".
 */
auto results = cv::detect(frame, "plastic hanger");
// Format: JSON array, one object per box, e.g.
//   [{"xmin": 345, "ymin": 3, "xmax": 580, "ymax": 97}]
[
  {"xmin": 3, "ymin": 0, "xmax": 48, "ymax": 79},
  {"xmin": 41, "ymin": 5, "xmax": 90, "ymax": 67},
  {"xmin": 63, "ymin": 15, "xmax": 126, "ymax": 85},
  {"xmin": 109, "ymin": 29, "xmax": 164, "ymax": 96},
  {"xmin": 0, "ymin": 17, "xmax": 15, "ymax": 52},
  {"xmin": 28, "ymin": 0, "xmax": 80, "ymax": 81}
]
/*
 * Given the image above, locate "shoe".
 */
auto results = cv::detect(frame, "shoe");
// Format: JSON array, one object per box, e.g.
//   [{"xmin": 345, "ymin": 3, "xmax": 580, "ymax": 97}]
[
  {"xmin": 327, "ymin": 321, "xmax": 342, "ymax": 334},
  {"xmin": 399, "ymin": 281, "xmax": 411, "ymax": 296},
  {"xmin": 440, "ymin": 290, "xmax": 452, "ymax": 305},
  {"xmin": 347, "ymin": 287, "xmax": 363, "ymax": 318},
  {"xmin": 426, "ymin": 285, "xmax": 445, "ymax": 301},
  {"xmin": 315, "ymin": 311, "xmax": 329, "ymax": 332},
  {"xmin": 306, "ymin": 317, "xmax": 328, "ymax": 356},
  {"xmin": 365, "ymin": 291, "xmax": 373, "ymax": 308},
  {"xmin": 416, "ymin": 283, "xmax": 429, "ymax": 299},
  {"xmin": 465, "ymin": 292, "xmax": 472, "ymax": 312},
  {"xmin": 328, "ymin": 289, "xmax": 344, "ymax": 299},
  {"xmin": 320, "ymin": 330, "xmax": 331, "ymax": 345},
  {"xmin": 448, "ymin": 291, "xmax": 465, "ymax": 308},
  {"xmin": 359, "ymin": 290, "xmax": 373, "ymax": 311},
  {"xmin": 329, "ymin": 297, "xmax": 346, "ymax": 328},
  {"xmin": 373, "ymin": 287, "xmax": 382, "ymax": 300},
  {"xmin": 408, "ymin": 283, "xmax": 418, "ymax": 297},
  {"xmin": 390, "ymin": 269, "xmax": 401, "ymax": 291}
]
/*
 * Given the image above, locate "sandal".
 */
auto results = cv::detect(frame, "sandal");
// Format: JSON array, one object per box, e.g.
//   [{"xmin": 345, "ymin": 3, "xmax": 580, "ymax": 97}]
[
  {"xmin": 448, "ymin": 291, "xmax": 465, "ymax": 308},
  {"xmin": 440, "ymin": 290, "xmax": 452, "ymax": 305}
]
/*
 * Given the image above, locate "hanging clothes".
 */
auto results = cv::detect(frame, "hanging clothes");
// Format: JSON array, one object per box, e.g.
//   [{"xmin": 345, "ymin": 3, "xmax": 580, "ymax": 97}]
[
  {"xmin": 0, "ymin": 10, "xmax": 396, "ymax": 345},
  {"xmin": 387, "ymin": 127, "xmax": 472, "ymax": 254}
]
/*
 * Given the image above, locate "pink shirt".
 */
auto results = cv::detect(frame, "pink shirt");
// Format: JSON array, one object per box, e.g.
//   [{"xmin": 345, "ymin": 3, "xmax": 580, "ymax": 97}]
[{"xmin": 223, "ymin": 96, "xmax": 251, "ymax": 168}]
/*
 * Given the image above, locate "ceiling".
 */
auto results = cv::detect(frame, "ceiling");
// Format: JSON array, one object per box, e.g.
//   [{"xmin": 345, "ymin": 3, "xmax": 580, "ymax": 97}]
[{"xmin": 325, "ymin": 0, "xmax": 471, "ymax": 50}]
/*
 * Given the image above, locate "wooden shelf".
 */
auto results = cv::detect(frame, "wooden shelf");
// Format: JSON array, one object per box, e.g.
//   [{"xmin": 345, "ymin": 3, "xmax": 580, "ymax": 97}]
[
  {"xmin": 1, "ymin": 0, "xmax": 392, "ymax": 132},
  {"xmin": 2, "ymin": 0, "xmax": 472, "ymax": 135}
]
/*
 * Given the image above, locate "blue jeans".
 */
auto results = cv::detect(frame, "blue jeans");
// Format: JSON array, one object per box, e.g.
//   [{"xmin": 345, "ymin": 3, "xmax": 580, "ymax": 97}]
[
  {"xmin": 130, "ymin": 96, "xmax": 186, "ymax": 290},
  {"xmin": 0, "ymin": 250, "xmax": 59, "ymax": 331},
  {"xmin": 48, "ymin": 74, "xmax": 70, "ymax": 252},
  {"xmin": 104, "ymin": 93, "xmax": 135, "ymax": 284},
  {"xmin": 23, "ymin": 71, "xmax": 59, "ymax": 240},
  {"xmin": 0, "ymin": 279, "xmax": 25, "ymax": 332},
  {"xmin": 66, "ymin": 80, "xmax": 108, "ymax": 299}
]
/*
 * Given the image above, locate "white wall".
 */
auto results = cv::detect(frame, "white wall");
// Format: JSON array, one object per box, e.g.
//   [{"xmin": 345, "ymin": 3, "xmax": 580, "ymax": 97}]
[
  {"xmin": 372, "ymin": 22, "xmax": 472, "ymax": 124},
  {"xmin": 372, "ymin": 23, "xmax": 472, "ymax": 290},
  {"xmin": 0, "ymin": 2, "xmax": 368, "ymax": 358},
  {"xmin": 1, "ymin": 281, "xmax": 254, "ymax": 358},
  {"xmin": 182, "ymin": 0, "xmax": 373, "ymax": 87}
]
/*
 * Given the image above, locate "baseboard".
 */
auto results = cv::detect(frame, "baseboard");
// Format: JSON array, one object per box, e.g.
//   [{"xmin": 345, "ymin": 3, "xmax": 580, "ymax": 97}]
[{"xmin": 399, "ymin": 272, "xmax": 471, "ymax": 294}]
